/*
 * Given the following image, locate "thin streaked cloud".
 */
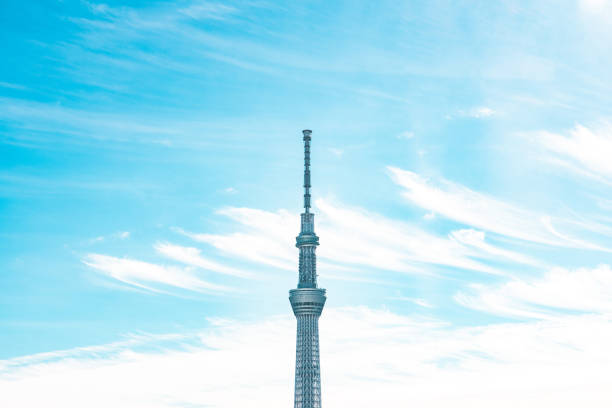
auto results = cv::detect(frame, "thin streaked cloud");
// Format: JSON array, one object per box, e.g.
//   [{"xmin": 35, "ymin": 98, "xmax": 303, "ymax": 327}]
[
  {"xmin": 456, "ymin": 264, "xmax": 612, "ymax": 319},
  {"xmin": 154, "ymin": 242, "xmax": 253, "ymax": 279},
  {"xmin": 178, "ymin": 199, "xmax": 520, "ymax": 277},
  {"xmin": 388, "ymin": 166, "xmax": 611, "ymax": 251},
  {"xmin": 532, "ymin": 124, "xmax": 612, "ymax": 182},
  {"xmin": 83, "ymin": 254, "xmax": 236, "ymax": 294}
]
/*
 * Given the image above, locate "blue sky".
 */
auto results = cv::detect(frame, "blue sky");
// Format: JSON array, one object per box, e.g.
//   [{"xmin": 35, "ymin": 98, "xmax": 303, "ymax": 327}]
[{"xmin": 2, "ymin": 0, "xmax": 612, "ymax": 406}]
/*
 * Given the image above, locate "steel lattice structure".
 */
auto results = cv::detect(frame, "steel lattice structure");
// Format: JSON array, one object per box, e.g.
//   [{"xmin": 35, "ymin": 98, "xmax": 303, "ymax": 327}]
[{"xmin": 289, "ymin": 129, "xmax": 326, "ymax": 408}]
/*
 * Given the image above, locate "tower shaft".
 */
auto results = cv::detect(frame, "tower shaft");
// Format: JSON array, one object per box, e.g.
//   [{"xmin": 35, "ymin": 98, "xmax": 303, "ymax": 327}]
[{"xmin": 290, "ymin": 130, "xmax": 326, "ymax": 408}]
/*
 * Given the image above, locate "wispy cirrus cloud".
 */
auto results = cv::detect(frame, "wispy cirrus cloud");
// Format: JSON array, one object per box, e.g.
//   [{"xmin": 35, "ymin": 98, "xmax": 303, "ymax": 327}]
[
  {"xmin": 2, "ymin": 306, "xmax": 611, "ymax": 407},
  {"xmin": 396, "ymin": 130, "xmax": 415, "ymax": 139},
  {"xmin": 0, "ymin": 97, "xmax": 184, "ymax": 144},
  {"xmin": 456, "ymin": 264, "xmax": 612, "ymax": 319},
  {"xmin": 315, "ymin": 199, "xmax": 500, "ymax": 275},
  {"xmin": 179, "ymin": 199, "xmax": 524, "ymax": 277},
  {"xmin": 177, "ymin": 207, "xmax": 297, "ymax": 272},
  {"xmin": 449, "ymin": 229, "xmax": 541, "ymax": 266},
  {"xmin": 579, "ymin": 0, "xmax": 612, "ymax": 15},
  {"xmin": 0, "ymin": 81, "xmax": 27, "ymax": 90},
  {"xmin": 388, "ymin": 166, "xmax": 610, "ymax": 251},
  {"xmin": 532, "ymin": 124, "xmax": 612, "ymax": 182},
  {"xmin": 154, "ymin": 242, "xmax": 252, "ymax": 279},
  {"xmin": 83, "ymin": 254, "xmax": 235, "ymax": 294},
  {"xmin": 449, "ymin": 106, "xmax": 496, "ymax": 119},
  {"xmin": 89, "ymin": 231, "xmax": 130, "ymax": 244},
  {"xmin": 178, "ymin": 2, "xmax": 238, "ymax": 20}
]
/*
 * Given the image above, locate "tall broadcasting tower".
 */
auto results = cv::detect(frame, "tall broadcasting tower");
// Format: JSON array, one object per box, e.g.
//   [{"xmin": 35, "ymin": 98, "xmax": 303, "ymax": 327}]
[{"xmin": 289, "ymin": 129, "xmax": 326, "ymax": 408}]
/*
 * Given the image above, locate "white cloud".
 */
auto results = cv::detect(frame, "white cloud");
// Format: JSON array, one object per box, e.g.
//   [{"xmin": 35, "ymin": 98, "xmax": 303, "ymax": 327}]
[
  {"xmin": 397, "ymin": 131, "xmax": 415, "ymax": 139},
  {"xmin": 389, "ymin": 296, "xmax": 434, "ymax": 308},
  {"xmin": 178, "ymin": 2, "xmax": 237, "ymax": 20},
  {"xmin": 154, "ymin": 242, "xmax": 252, "ymax": 278},
  {"xmin": 328, "ymin": 147, "xmax": 344, "ymax": 157},
  {"xmin": 315, "ymin": 199, "xmax": 497, "ymax": 274},
  {"xmin": 450, "ymin": 229, "xmax": 541, "ymax": 266},
  {"xmin": 83, "ymin": 254, "xmax": 235, "ymax": 294},
  {"xmin": 532, "ymin": 124, "xmax": 612, "ymax": 181},
  {"xmin": 181, "ymin": 200, "xmax": 504, "ymax": 277},
  {"xmin": 2, "ymin": 306, "xmax": 611, "ymax": 407},
  {"xmin": 116, "ymin": 231, "xmax": 130, "ymax": 239},
  {"xmin": 0, "ymin": 97, "xmax": 181, "ymax": 139},
  {"xmin": 0, "ymin": 81, "xmax": 27, "ymax": 90},
  {"xmin": 178, "ymin": 208, "xmax": 297, "ymax": 272},
  {"xmin": 456, "ymin": 264, "xmax": 612, "ymax": 319},
  {"xmin": 450, "ymin": 107, "xmax": 496, "ymax": 119},
  {"xmin": 88, "ymin": 231, "xmax": 129, "ymax": 244},
  {"xmin": 388, "ymin": 166, "xmax": 609, "ymax": 250},
  {"xmin": 423, "ymin": 211, "xmax": 435, "ymax": 220},
  {"xmin": 467, "ymin": 107, "xmax": 495, "ymax": 118},
  {"xmin": 579, "ymin": 0, "xmax": 611, "ymax": 13}
]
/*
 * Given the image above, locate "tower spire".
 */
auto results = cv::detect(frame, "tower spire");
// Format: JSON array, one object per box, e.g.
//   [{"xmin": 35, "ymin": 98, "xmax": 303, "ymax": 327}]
[
  {"xmin": 296, "ymin": 129, "xmax": 319, "ymax": 289},
  {"xmin": 303, "ymin": 129, "xmax": 312, "ymax": 214},
  {"xmin": 290, "ymin": 129, "xmax": 326, "ymax": 408}
]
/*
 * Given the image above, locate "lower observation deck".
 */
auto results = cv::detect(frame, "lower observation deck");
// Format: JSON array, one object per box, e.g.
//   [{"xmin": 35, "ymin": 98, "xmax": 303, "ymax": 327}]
[{"xmin": 289, "ymin": 288, "xmax": 326, "ymax": 316}]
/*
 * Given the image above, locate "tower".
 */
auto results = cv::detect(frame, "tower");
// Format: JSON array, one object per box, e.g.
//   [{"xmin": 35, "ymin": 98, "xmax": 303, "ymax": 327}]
[{"xmin": 289, "ymin": 129, "xmax": 326, "ymax": 408}]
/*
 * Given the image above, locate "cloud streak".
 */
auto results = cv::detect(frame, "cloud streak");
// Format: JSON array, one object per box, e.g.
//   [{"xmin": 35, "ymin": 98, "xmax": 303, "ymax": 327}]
[
  {"xmin": 180, "ymin": 199, "xmax": 511, "ymax": 277},
  {"xmin": 154, "ymin": 242, "xmax": 252, "ymax": 279},
  {"xmin": 388, "ymin": 166, "xmax": 610, "ymax": 251},
  {"xmin": 456, "ymin": 264, "xmax": 612, "ymax": 319},
  {"xmin": 532, "ymin": 124, "xmax": 612, "ymax": 182},
  {"xmin": 449, "ymin": 229, "xmax": 541, "ymax": 266},
  {"xmin": 83, "ymin": 254, "xmax": 235, "ymax": 294}
]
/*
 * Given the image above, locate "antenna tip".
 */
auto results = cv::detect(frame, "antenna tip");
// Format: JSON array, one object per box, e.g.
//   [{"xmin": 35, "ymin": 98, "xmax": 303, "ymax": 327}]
[{"xmin": 302, "ymin": 129, "xmax": 312, "ymax": 137}]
